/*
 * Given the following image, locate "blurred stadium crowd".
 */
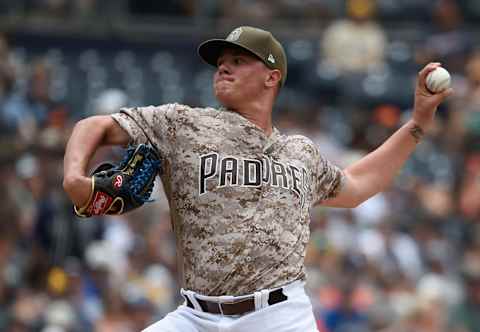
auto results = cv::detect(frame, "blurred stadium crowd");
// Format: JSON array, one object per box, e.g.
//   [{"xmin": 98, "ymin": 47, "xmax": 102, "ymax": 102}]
[{"xmin": 1, "ymin": 0, "xmax": 480, "ymax": 331}]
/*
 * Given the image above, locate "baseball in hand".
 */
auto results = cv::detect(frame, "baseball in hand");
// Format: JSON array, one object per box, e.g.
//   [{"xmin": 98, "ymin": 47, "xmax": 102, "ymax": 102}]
[{"xmin": 425, "ymin": 67, "xmax": 451, "ymax": 93}]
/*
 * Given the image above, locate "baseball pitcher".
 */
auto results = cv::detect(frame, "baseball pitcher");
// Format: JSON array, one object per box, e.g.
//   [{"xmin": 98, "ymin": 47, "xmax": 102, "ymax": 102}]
[{"xmin": 63, "ymin": 26, "xmax": 452, "ymax": 331}]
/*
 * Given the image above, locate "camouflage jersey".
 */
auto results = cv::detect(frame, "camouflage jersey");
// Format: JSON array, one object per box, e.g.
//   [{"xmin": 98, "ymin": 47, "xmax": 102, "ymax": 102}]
[{"xmin": 111, "ymin": 104, "xmax": 344, "ymax": 296}]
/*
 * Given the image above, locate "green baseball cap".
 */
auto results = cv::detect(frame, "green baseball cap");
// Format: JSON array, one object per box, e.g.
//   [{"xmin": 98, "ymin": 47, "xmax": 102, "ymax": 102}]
[{"xmin": 198, "ymin": 26, "xmax": 288, "ymax": 86}]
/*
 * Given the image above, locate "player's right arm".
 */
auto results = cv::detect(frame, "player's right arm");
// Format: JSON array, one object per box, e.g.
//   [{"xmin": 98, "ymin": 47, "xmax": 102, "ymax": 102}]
[
  {"xmin": 320, "ymin": 63, "xmax": 452, "ymax": 208},
  {"xmin": 63, "ymin": 115, "xmax": 130, "ymax": 208}
]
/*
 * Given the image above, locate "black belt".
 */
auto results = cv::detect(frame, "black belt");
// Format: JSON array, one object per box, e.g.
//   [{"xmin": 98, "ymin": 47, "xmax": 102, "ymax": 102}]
[{"xmin": 185, "ymin": 288, "xmax": 288, "ymax": 315}]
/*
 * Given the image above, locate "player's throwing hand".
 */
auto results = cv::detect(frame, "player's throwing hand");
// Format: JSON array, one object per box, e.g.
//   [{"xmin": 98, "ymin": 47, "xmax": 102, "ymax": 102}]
[{"xmin": 413, "ymin": 62, "xmax": 453, "ymax": 129}]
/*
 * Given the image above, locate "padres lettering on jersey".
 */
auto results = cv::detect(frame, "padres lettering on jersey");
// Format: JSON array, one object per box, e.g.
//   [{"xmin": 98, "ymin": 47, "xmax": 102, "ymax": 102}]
[{"xmin": 199, "ymin": 153, "xmax": 309, "ymax": 207}]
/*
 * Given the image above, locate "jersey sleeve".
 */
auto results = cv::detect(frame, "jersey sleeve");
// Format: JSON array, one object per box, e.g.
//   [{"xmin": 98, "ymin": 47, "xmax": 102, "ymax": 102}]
[
  {"xmin": 312, "ymin": 145, "xmax": 345, "ymax": 205},
  {"xmin": 111, "ymin": 103, "xmax": 178, "ymax": 158}
]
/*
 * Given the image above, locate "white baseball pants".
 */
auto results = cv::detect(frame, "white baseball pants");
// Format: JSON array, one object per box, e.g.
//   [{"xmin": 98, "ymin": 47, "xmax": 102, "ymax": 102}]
[{"xmin": 142, "ymin": 280, "xmax": 319, "ymax": 332}]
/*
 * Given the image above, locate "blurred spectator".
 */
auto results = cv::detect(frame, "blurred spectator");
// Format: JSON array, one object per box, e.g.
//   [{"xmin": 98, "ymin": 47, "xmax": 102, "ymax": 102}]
[
  {"xmin": 320, "ymin": 0, "xmax": 387, "ymax": 74},
  {"xmin": 11, "ymin": 152, "xmax": 86, "ymax": 265},
  {"xmin": 320, "ymin": 279, "xmax": 370, "ymax": 332},
  {"xmin": 448, "ymin": 251, "xmax": 480, "ymax": 332},
  {"xmin": 43, "ymin": 299, "xmax": 78, "ymax": 331},
  {"xmin": 94, "ymin": 289, "xmax": 133, "ymax": 332},
  {"xmin": 0, "ymin": 34, "xmax": 15, "ymax": 101},
  {"xmin": 415, "ymin": 0, "xmax": 473, "ymax": 73},
  {"xmin": 448, "ymin": 50, "xmax": 480, "ymax": 154},
  {"xmin": 458, "ymin": 153, "xmax": 480, "ymax": 220},
  {"xmin": 2, "ymin": 60, "xmax": 51, "ymax": 133},
  {"xmin": 358, "ymin": 221, "xmax": 423, "ymax": 282}
]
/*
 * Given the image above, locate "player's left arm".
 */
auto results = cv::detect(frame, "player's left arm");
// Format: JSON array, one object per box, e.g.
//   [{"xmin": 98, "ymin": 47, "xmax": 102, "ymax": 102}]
[{"xmin": 320, "ymin": 62, "xmax": 453, "ymax": 208}]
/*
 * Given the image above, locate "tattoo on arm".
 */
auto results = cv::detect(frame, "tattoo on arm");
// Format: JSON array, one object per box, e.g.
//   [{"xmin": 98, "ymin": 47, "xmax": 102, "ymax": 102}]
[{"xmin": 409, "ymin": 124, "xmax": 424, "ymax": 143}]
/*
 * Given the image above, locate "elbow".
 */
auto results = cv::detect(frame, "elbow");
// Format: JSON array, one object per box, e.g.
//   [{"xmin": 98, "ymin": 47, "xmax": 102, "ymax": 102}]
[
  {"xmin": 63, "ymin": 170, "xmax": 91, "ymax": 197},
  {"xmin": 346, "ymin": 196, "xmax": 364, "ymax": 209},
  {"xmin": 62, "ymin": 174, "xmax": 92, "ymax": 207},
  {"xmin": 62, "ymin": 175, "xmax": 74, "ymax": 201},
  {"xmin": 350, "ymin": 186, "xmax": 390, "ymax": 208},
  {"xmin": 62, "ymin": 173, "xmax": 81, "ymax": 195},
  {"xmin": 349, "ymin": 199, "xmax": 362, "ymax": 209},
  {"xmin": 323, "ymin": 197, "xmax": 363, "ymax": 209}
]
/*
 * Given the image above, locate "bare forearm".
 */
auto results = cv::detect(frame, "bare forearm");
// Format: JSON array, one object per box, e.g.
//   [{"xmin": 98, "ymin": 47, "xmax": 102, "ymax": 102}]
[
  {"xmin": 63, "ymin": 115, "xmax": 129, "ymax": 206},
  {"xmin": 64, "ymin": 116, "xmax": 120, "ymax": 176},
  {"xmin": 323, "ymin": 63, "xmax": 452, "ymax": 208},
  {"xmin": 345, "ymin": 120, "xmax": 423, "ymax": 202},
  {"xmin": 64, "ymin": 119, "xmax": 103, "ymax": 177}
]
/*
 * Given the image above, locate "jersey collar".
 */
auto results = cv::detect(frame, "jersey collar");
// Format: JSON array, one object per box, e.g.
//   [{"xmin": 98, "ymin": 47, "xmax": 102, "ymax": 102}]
[{"xmin": 219, "ymin": 106, "xmax": 280, "ymax": 139}]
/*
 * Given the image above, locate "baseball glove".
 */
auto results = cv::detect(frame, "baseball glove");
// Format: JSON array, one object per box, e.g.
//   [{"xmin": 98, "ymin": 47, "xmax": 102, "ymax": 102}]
[{"xmin": 74, "ymin": 144, "xmax": 161, "ymax": 218}]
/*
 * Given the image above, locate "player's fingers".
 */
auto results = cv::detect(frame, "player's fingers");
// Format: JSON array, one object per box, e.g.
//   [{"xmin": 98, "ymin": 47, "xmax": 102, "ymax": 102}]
[
  {"xmin": 428, "ymin": 88, "xmax": 454, "ymax": 107},
  {"xmin": 440, "ymin": 87, "xmax": 454, "ymax": 99},
  {"xmin": 418, "ymin": 62, "xmax": 441, "ymax": 76},
  {"xmin": 417, "ymin": 62, "xmax": 441, "ymax": 87}
]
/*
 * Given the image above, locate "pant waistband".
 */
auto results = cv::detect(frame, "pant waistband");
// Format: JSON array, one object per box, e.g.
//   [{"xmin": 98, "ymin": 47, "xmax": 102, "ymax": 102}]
[{"xmin": 181, "ymin": 280, "xmax": 303, "ymax": 316}]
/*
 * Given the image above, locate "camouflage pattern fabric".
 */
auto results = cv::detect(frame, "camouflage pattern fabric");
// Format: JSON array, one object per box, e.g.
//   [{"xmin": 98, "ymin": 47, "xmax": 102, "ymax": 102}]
[{"xmin": 111, "ymin": 104, "xmax": 344, "ymax": 296}]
